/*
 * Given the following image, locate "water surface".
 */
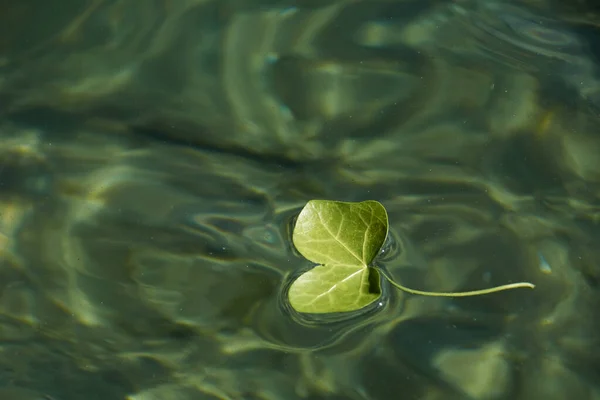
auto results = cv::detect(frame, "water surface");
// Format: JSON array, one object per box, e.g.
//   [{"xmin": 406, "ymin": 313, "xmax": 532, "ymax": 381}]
[{"xmin": 0, "ymin": 0, "xmax": 599, "ymax": 399}]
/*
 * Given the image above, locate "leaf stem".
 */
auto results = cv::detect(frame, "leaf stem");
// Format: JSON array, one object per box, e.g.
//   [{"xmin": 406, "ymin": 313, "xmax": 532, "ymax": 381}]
[{"xmin": 377, "ymin": 269, "xmax": 535, "ymax": 297}]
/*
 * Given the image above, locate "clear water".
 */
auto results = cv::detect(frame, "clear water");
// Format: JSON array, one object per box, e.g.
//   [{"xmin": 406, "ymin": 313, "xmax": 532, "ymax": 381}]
[{"xmin": 0, "ymin": 0, "xmax": 599, "ymax": 399}]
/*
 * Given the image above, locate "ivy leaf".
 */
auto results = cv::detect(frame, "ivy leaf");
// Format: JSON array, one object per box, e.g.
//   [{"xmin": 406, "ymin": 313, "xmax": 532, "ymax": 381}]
[
  {"xmin": 288, "ymin": 200, "xmax": 388, "ymax": 314},
  {"xmin": 287, "ymin": 200, "xmax": 535, "ymax": 315}
]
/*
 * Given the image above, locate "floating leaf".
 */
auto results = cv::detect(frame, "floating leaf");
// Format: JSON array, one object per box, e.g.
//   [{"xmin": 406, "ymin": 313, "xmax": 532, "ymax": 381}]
[
  {"xmin": 287, "ymin": 199, "xmax": 535, "ymax": 315},
  {"xmin": 288, "ymin": 200, "xmax": 387, "ymax": 313}
]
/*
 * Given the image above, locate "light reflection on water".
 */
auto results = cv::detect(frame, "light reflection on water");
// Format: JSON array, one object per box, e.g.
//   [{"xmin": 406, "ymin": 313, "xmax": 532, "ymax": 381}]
[{"xmin": 0, "ymin": 0, "xmax": 600, "ymax": 399}]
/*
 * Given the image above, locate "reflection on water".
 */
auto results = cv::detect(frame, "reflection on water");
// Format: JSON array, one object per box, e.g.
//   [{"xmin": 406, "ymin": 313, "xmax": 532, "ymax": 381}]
[{"xmin": 1, "ymin": 0, "xmax": 600, "ymax": 399}]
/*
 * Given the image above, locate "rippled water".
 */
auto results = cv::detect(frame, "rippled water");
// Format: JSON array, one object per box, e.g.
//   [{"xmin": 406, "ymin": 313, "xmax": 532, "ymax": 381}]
[{"xmin": 1, "ymin": 0, "xmax": 600, "ymax": 399}]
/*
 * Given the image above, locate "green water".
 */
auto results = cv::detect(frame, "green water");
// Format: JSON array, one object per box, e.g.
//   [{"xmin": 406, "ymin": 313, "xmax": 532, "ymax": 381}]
[{"xmin": 0, "ymin": 0, "xmax": 599, "ymax": 399}]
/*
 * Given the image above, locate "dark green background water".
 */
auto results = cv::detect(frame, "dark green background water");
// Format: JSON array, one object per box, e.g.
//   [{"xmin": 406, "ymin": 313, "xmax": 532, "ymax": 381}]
[{"xmin": 0, "ymin": 0, "xmax": 599, "ymax": 399}]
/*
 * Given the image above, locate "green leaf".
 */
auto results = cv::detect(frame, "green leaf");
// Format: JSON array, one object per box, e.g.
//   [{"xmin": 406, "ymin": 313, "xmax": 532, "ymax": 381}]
[
  {"xmin": 288, "ymin": 200, "xmax": 388, "ymax": 314},
  {"xmin": 287, "ymin": 199, "xmax": 535, "ymax": 316}
]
